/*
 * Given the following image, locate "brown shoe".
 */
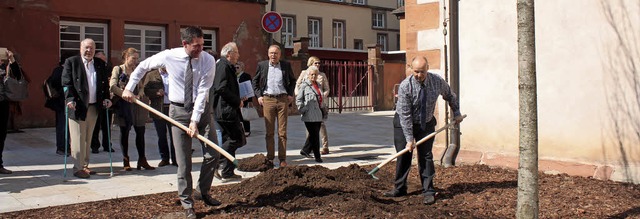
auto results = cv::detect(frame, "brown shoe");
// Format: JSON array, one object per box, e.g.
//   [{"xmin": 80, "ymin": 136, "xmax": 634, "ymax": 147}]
[
  {"xmin": 73, "ymin": 170, "xmax": 90, "ymax": 178},
  {"xmin": 123, "ymin": 156, "xmax": 132, "ymax": 171},
  {"xmin": 84, "ymin": 168, "xmax": 96, "ymax": 175},
  {"xmin": 321, "ymin": 148, "xmax": 329, "ymax": 155},
  {"xmin": 158, "ymin": 160, "xmax": 170, "ymax": 167},
  {"xmin": 137, "ymin": 157, "xmax": 156, "ymax": 170},
  {"xmin": 279, "ymin": 160, "xmax": 288, "ymax": 167}
]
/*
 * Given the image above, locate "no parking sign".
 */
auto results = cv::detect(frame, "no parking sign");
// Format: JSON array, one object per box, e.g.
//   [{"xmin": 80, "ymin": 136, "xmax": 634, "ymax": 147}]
[{"xmin": 262, "ymin": 12, "xmax": 283, "ymax": 33}]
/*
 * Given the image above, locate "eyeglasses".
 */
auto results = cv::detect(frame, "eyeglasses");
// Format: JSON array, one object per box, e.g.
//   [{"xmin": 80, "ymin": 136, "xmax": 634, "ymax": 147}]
[{"xmin": 313, "ymin": 62, "xmax": 321, "ymax": 65}]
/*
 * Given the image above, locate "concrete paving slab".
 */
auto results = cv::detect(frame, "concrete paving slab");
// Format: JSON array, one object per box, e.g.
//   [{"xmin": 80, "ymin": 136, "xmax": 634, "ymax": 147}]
[{"xmin": 0, "ymin": 111, "xmax": 397, "ymax": 213}]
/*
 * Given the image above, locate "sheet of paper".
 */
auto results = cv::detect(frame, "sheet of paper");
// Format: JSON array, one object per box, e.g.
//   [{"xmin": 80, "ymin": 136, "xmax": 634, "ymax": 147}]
[{"xmin": 239, "ymin": 80, "xmax": 255, "ymax": 99}]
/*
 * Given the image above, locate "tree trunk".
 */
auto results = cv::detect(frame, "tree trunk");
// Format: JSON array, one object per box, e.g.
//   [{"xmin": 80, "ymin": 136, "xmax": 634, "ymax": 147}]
[{"xmin": 516, "ymin": 0, "xmax": 539, "ymax": 218}]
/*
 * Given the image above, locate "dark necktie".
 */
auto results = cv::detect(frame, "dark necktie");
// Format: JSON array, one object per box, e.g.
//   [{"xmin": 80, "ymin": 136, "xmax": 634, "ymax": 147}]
[
  {"xmin": 418, "ymin": 83, "xmax": 427, "ymax": 130},
  {"xmin": 184, "ymin": 57, "xmax": 194, "ymax": 111}
]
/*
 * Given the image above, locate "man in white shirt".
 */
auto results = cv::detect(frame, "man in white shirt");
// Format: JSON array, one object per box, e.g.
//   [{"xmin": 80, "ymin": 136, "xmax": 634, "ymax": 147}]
[{"xmin": 122, "ymin": 26, "xmax": 218, "ymax": 219}]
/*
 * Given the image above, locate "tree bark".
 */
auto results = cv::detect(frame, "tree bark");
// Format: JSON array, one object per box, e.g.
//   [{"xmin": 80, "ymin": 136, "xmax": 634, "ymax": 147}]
[{"xmin": 516, "ymin": 0, "xmax": 539, "ymax": 218}]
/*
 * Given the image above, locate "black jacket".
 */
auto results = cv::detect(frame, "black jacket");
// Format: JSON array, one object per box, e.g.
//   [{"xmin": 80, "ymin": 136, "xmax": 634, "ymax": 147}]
[
  {"xmin": 61, "ymin": 55, "xmax": 111, "ymax": 120},
  {"xmin": 252, "ymin": 60, "xmax": 296, "ymax": 98},
  {"xmin": 212, "ymin": 57, "xmax": 241, "ymax": 122}
]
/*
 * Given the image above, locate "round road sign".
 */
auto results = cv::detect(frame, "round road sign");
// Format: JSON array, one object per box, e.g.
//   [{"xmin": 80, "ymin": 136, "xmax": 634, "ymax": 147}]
[{"xmin": 262, "ymin": 12, "xmax": 283, "ymax": 33}]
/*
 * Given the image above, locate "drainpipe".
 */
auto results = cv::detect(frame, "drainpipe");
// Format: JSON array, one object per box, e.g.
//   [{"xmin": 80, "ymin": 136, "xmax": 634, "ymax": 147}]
[{"xmin": 443, "ymin": 0, "xmax": 460, "ymax": 167}]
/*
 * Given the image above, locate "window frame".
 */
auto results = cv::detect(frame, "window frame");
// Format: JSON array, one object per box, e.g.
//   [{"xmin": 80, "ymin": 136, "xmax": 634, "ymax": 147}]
[
  {"xmin": 372, "ymin": 11, "xmax": 386, "ymax": 29},
  {"xmin": 281, "ymin": 15, "xmax": 296, "ymax": 47},
  {"xmin": 308, "ymin": 17, "xmax": 322, "ymax": 48},
  {"xmin": 377, "ymin": 33, "xmax": 388, "ymax": 51},
  {"xmin": 124, "ymin": 24, "xmax": 166, "ymax": 60},
  {"xmin": 332, "ymin": 20, "xmax": 346, "ymax": 49},
  {"xmin": 353, "ymin": 0, "xmax": 366, "ymax": 5},
  {"xmin": 59, "ymin": 21, "xmax": 109, "ymax": 60},
  {"xmin": 354, "ymin": 39, "xmax": 364, "ymax": 50}
]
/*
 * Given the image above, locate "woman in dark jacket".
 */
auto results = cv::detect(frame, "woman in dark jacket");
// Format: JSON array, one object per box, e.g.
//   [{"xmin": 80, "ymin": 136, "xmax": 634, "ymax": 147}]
[
  {"xmin": 296, "ymin": 66, "xmax": 326, "ymax": 163},
  {"xmin": 0, "ymin": 49, "xmax": 22, "ymax": 174}
]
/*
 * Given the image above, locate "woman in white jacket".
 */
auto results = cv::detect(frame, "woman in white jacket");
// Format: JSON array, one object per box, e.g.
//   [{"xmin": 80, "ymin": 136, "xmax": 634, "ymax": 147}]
[{"xmin": 296, "ymin": 66, "xmax": 326, "ymax": 163}]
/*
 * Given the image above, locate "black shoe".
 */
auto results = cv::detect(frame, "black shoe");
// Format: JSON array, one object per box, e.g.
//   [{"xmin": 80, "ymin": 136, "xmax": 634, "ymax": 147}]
[
  {"xmin": 194, "ymin": 190, "xmax": 222, "ymax": 206},
  {"xmin": 423, "ymin": 195, "xmax": 436, "ymax": 205},
  {"xmin": 213, "ymin": 169, "xmax": 222, "ymax": 180},
  {"xmin": 383, "ymin": 190, "xmax": 407, "ymax": 197},
  {"xmin": 103, "ymin": 148, "xmax": 115, "ymax": 152},
  {"xmin": 158, "ymin": 160, "xmax": 170, "ymax": 167},
  {"xmin": 221, "ymin": 174, "xmax": 242, "ymax": 182},
  {"xmin": 300, "ymin": 150, "xmax": 313, "ymax": 158},
  {"xmin": 91, "ymin": 149, "xmax": 99, "ymax": 154},
  {"xmin": 184, "ymin": 208, "xmax": 196, "ymax": 219},
  {"xmin": 315, "ymin": 158, "xmax": 323, "ymax": 163},
  {"xmin": 56, "ymin": 150, "xmax": 68, "ymax": 156},
  {"xmin": 0, "ymin": 167, "xmax": 13, "ymax": 174}
]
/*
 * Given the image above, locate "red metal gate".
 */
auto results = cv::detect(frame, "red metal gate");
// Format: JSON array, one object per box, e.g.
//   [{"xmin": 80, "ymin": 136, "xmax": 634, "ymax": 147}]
[{"xmin": 320, "ymin": 60, "xmax": 373, "ymax": 113}]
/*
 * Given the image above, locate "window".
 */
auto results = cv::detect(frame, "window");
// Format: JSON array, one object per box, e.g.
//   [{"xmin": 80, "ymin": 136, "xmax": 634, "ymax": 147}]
[
  {"xmin": 353, "ymin": 0, "xmax": 366, "ymax": 5},
  {"xmin": 398, "ymin": 0, "xmax": 405, "ymax": 7},
  {"xmin": 354, "ymin": 39, "xmax": 363, "ymax": 50},
  {"xmin": 125, "ymin": 24, "xmax": 166, "ymax": 59},
  {"xmin": 308, "ymin": 18, "xmax": 322, "ymax": 48},
  {"xmin": 331, "ymin": 0, "xmax": 344, "ymax": 2},
  {"xmin": 377, "ymin": 33, "xmax": 388, "ymax": 51},
  {"xmin": 59, "ymin": 21, "xmax": 108, "ymax": 60},
  {"xmin": 372, "ymin": 11, "xmax": 386, "ymax": 28},
  {"xmin": 332, "ymin": 20, "xmax": 345, "ymax": 49},
  {"xmin": 180, "ymin": 28, "xmax": 217, "ymax": 54},
  {"xmin": 203, "ymin": 29, "xmax": 217, "ymax": 53},
  {"xmin": 281, "ymin": 16, "xmax": 296, "ymax": 47}
]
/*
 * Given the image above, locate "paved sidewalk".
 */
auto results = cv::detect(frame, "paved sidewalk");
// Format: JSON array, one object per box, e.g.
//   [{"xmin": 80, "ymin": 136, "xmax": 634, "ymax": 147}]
[{"xmin": 0, "ymin": 111, "xmax": 396, "ymax": 213}]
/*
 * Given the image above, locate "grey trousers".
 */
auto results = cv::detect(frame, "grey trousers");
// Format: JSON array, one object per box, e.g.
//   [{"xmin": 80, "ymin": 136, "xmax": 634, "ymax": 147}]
[{"xmin": 169, "ymin": 104, "xmax": 218, "ymax": 209}]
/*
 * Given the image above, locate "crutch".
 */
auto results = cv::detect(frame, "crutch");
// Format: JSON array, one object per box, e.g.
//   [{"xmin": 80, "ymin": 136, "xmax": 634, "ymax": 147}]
[
  {"xmin": 63, "ymin": 87, "xmax": 69, "ymax": 177},
  {"xmin": 106, "ymin": 108, "xmax": 113, "ymax": 177},
  {"xmin": 368, "ymin": 114, "xmax": 467, "ymax": 179},
  {"xmin": 128, "ymin": 98, "xmax": 238, "ymax": 166}
]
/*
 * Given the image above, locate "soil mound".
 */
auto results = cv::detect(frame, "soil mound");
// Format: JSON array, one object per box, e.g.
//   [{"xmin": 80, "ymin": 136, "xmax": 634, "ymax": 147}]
[{"xmin": 237, "ymin": 154, "xmax": 274, "ymax": 172}]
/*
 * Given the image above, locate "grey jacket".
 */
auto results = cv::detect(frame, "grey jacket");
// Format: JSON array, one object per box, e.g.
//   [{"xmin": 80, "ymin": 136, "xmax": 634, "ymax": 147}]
[{"xmin": 296, "ymin": 79, "xmax": 325, "ymax": 122}]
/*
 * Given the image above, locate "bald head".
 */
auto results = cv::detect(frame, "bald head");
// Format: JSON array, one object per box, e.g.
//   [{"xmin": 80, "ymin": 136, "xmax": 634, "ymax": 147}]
[{"xmin": 409, "ymin": 56, "xmax": 429, "ymax": 82}]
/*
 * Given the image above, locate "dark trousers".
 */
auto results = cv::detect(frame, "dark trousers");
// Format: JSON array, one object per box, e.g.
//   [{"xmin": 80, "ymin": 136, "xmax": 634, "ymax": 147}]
[
  {"xmin": 242, "ymin": 120, "xmax": 251, "ymax": 132},
  {"xmin": 55, "ymin": 107, "xmax": 70, "ymax": 152},
  {"xmin": 392, "ymin": 113, "xmax": 436, "ymax": 196},
  {"xmin": 0, "ymin": 101, "xmax": 8, "ymax": 168},
  {"xmin": 217, "ymin": 120, "xmax": 243, "ymax": 177},
  {"xmin": 91, "ymin": 109, "xmax": 112, "ymax": 151},
  {"xmin": 154, "ymin": 118, "xmax": 176, "ymax": 163},
  {"xmin": 120, "ymin": 125, "xmax": 146, "ymax": 159},
  {"xmin": 302, "ymin": 122, "xmax": 322, "ymax": 159}
]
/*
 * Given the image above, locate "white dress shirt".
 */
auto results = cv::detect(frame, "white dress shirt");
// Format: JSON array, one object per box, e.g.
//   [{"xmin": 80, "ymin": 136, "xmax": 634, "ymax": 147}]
[
  {"xmin": 160, "ymin": 69, "xmax": 170, "ymax": 104},
  {"xmin": 125, "ymin": 48, "xmax": 216, "ymax": 122},
  {"xmin": 82, "ymin": 57, "xmax": 97, "ymax": 104},
  {"xmin": 265, "ymin": 62, "xmax": 286, "ymax": 95}
]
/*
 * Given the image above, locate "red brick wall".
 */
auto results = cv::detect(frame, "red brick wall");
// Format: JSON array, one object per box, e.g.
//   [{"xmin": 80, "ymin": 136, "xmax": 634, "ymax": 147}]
[{"xmin": 0, "ymin": 0, "xmax": 267, "ymax": 128}]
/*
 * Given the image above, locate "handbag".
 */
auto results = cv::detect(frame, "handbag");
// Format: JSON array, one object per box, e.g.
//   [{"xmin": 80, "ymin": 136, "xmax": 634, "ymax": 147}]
[
  {"xmin": 241, "ymin": 102, "xmax": 260, "ymax": 121},
  {"xmin": 4, "ymin": 67, "xmax": 29, "ymax": 101}
]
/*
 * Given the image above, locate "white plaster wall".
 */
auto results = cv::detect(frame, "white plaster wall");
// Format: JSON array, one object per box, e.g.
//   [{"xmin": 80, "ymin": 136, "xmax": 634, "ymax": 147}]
[{"xmin": 455, "ymin": 0, "xmax": 640, "ymax": 172}]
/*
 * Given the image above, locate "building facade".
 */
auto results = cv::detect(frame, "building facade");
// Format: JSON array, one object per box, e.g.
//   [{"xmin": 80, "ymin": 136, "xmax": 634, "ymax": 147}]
[
  {"xmin": 268, "ymin": 0, "xmax": 402, "ymax": 52},
  {"xmin": 0, "ymin": 0, "xmax": 268, "ymax": 128},
  {"xmin": 400, "ymin": 0, "xmax": 640, "ymax": 183}
]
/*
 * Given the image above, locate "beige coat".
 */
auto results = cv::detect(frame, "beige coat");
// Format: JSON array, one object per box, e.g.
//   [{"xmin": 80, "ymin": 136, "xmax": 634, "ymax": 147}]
[{"xmin": 109, "ymin": 64, "xmax": 149, "ymax": 127}]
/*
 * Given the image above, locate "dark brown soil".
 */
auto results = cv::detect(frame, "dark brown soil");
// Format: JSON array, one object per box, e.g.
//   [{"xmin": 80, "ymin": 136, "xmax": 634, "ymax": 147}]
[
  {"xmin": 2, "ymin": 162, "xmax": 639, "ymax": 219},
  {"xmin": 237, "ymin": 154, "xmax": 274, "ymax": 172}
]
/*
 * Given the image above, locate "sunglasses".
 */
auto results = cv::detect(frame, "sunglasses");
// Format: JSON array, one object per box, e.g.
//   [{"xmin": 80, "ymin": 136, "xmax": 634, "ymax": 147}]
[
  {"xmin": 235, "ymin": 66, "xmax": 240, "ymax": 69},
  {"xmin": 313, "ymin": 62, "xmax": 321, "ymax": 65}
]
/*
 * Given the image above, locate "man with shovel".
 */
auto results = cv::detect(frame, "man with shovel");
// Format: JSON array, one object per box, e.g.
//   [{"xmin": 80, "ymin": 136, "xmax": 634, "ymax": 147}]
[
  {"xmin": 384, "ymin": 56, "xmax": 464, "ymax": 205},
  {"xmin": 122, "ymin": 26, "xmax": 219, "ymax": 219}
]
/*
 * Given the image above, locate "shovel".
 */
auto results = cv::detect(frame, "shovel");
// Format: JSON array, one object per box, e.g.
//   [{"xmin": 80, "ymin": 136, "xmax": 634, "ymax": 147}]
[
  {"xmin": 129, "ymin": 98, "xmax": 238, "ymax": 166},
  {"xmin": 368, "ymin": 114, "xmax": 466, "ymax": 179}
]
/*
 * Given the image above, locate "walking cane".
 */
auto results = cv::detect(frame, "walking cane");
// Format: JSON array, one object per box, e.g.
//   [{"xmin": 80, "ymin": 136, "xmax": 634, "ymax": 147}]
[
  {"xmin": 368, "ymin": 114, "xmax": 466, "ymax": 179},
  {"xmin": 106, "ymin": 108, "xmax": 113, "ymax": 177},
  {"xmin": 63, "ymin": 87, "xmax": 69, "ymax": 177},
  {"xmin": 127, "ymin": 98, "xmax": 238, "ymax": 166}
]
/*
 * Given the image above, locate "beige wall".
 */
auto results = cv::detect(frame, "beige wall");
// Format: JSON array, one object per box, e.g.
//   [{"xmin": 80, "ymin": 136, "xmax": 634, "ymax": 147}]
[
  {"xmin": 450, "ymin": 0, "xmax": 639, "ymax": 182},
  {"xmin": 268, "ymin": 0, "xmax": 400, "ymax": 51}
]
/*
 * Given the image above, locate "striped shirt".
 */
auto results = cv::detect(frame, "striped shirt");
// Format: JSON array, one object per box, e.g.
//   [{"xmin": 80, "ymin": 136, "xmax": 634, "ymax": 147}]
[{"xmin": 396, "ymin": 73, "xmax": 461, "ymax": 142}]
